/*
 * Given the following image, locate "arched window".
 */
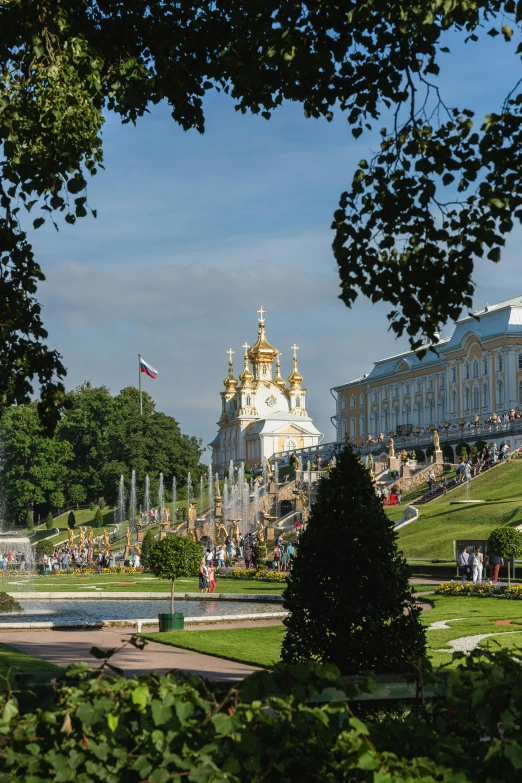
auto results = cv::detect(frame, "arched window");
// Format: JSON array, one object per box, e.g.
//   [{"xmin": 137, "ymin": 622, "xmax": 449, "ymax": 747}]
[
  {"xmin": 428, "ymin": 378, "xmax": 433, "ymax": 390},
  {"xmin": 472, "ymin": 359, "xmax": 479, "ymax": 378},
  {"xmin": 498, "ymin": 354, "xmax": 503, "ymax": 372},
  {"xmin": 262, "ymin": 366, "xmax": 267, "ymax": 375},
  {"xmin": 451, "ymin": 367, "xmax": 456, "ymax": 383},
  {"xmin": 415, "ymin": 402, "xmax": 422, "ymax": 425},
  {"xmin": 394, "ymin": 385, "xmax": 399, "ymax": 397},
  {"xmin": 382, "ymin": 409, "xmax": 389, "ymax": 432},
  {"xmin": 359, "ymin": 393, "xmax": 364, "ymax": 406},
  {"xmin": 465, "ymin": 362, "xmax": 470, "ymax": 380},
  {"xmin": 519, "ymin": 380, "xmax": 522, "ymax": 404},
  {"xmin": 464, "ymin": 388, "xmax": 470, "ymax": 411},
  {"xmin": 483, "ymin": 358, "xmax": 488, "ymax": 375},
  {"xmin": 295, "ymin": 396, "xmax": 301, "ymax": 408},
  {"xmin": 519, "ymin": 354, "xmax": 522, "ymax": 371},
  {"xmin": 371, "ymin": 411, "xmax": 378, "ymax": 437},
  {"xmin": 392, "ymin": 406, "xmax": 399, "ymax": 430},
  {"xmin": 350, "ymin": 395, "xmax": 355, "ymax": 409},
  {"xmin": 246, "ymin": 395, "xmax": 251, "ymax": 406},
  {"xmin": 341, "ymin": 397, "xmax": 347, "ymax": 411},
  {"xmin": 497, "ymin": 380, "xmax": 504, "ymax": 405},
  {"xmin": 405, "ymin": 383, "xmax": 410, "ymax": 395},
  {"xmin": 350, "ymin": 416, "xmax": 356, "ymax": 439},
  {"xmin": 473, "ymin": 386, "xmax": 479, "ymax": 409},
  {"xmin": 483, "ymin": 384, "xmax": 489, "ymax": 408},
  {"xmin": 451, "ymin": 390, "xmax": 457, "ymax": 414},
  {"xmin": 383, "ymin": 388, "xmax": 388, "ymax": 400},
  {"xmin": 341, "ymin": 417, "xmax": 347, "ymax": 439},
  {"xmin": 416, "ymin": 381, "xmax": 421, "ymax": 393},
  {"xmin": 359, "ymin": 414, "xmax": 365, "ymax": 438},
  {"xmin": 372, "ymin": 391, "xmax": 377, "ymax": 403}
]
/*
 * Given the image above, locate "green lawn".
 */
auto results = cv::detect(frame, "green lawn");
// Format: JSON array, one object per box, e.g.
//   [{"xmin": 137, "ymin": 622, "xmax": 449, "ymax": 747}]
[
  {"xmin": 141, "ymin": 626, "xmax": 286, "ymax": 668},
  {"xmin": 1, "ymin": 572, "xmax": 285, "ymax": 594},
  {"xmin": 396, "ymin": 460, "xmax": 522, "ymax": 559},
  {"xmin": 0, "ymin": 642, "xmax": 62, "ymax": 680}
]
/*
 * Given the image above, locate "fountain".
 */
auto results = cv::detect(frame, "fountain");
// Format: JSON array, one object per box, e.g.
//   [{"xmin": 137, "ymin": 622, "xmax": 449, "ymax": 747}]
[
  {"xmin": 186, "ymin": 472, "xmax": 192, "ymax": 517},
  {"xmin": 208, "ymin": 464, "xmax": 214, "ymax": 519},
  {"xmin": 262, "ymin": 461, "xmax": 268, "ymax": 488},
  {"xmin": 253, "ymin": 481, "xmax": 260, "ymax": 529},
  {"xmin": 223, "ymin": 478, "xmax": 229, "ymax": 523},
  {"xmin": 144, "ymin": 475, "xmax": 150, "ymax": 518},
  {"xmin": 172, "ymin": 476, "xmax": 177, "ymax": 519},
  {"xmin": 242, "ymin": 475, "xmax": 250, "ymax": 536},
  {"xmin": 451, "ymin": 464, "xmax": 485, "ymax": 505},
  {"xmin": 200, "ymin": 476, "xmax": 204, "ymax": 513},
  {"xmin": 158, "ymin": 472, "xmax": 164, "ymax": 522},
  {"xmin": 129, "ymin": 470, "xmax": 137, "ymax": 531},
  {"xmin": 116, "ymin": 475, "xmax": 125, "ymax": 525},
  {"xmin": 274, "ymin": 461, "xmax": 280, "ymax": 520},
  {"xmin": 0, "ymin": 531, "xmax": 33, "ymax": 570}
]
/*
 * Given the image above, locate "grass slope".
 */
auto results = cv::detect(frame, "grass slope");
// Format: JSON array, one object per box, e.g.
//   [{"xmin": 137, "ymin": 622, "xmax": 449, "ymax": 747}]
[
  {"xmin": 396, "ymin": 460, "xmax": 522, "ymax": 558},
  {"xmin": 141, "ymin": 626, "xmax": 286, "ymax": 668},
  {"xmin": 0, "ymin": 642, "xmax": 62, "ymax": 679}
]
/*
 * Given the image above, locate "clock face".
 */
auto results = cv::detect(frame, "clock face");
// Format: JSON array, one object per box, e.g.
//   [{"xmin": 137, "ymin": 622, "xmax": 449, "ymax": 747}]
[{"xmin": 266, "ymin": 396, "xmax": 276, "ymax": 408}]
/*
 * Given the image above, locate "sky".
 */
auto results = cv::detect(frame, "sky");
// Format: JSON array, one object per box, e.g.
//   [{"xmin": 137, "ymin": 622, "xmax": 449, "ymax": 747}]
[{"xmin": 28, "ymin": 25, "xmax": 522, "ymax": 457}]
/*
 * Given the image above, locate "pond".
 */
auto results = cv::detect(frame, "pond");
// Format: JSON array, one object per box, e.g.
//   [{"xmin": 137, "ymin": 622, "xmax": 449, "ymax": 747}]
[{"xmin": 0, "ymin": 599, "xmax": 283, "ymax": 625}]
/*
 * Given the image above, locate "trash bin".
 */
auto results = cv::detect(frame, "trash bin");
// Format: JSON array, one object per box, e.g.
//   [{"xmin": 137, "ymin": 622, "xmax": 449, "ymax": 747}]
[{"xmin": 158, "ymin": 612, "xmax": 184, "ymax": 631}]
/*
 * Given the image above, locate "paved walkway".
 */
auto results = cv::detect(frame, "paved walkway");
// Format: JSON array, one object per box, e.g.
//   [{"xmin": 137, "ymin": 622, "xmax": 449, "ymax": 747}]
[{"xmin": 1, "ymin": 619, "xmax": 283, "ymax": 682}]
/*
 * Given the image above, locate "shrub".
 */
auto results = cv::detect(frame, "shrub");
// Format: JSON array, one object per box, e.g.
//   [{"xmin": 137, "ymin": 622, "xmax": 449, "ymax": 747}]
[
  {"xmin": 0, "ymin": 592, "xmax": 22, "ymax": 613},
  {"xmin": 488, "ymin": 526, "xmax": 522, "ymax": 584},
  {"xmin": 45, "ymin": 511, "xmax": 54, "ymax": 530},
  {"xmin": 475, "ymin": 439, "xmax": 488, "ymax": 453},
  {"xmin": 442, "ymin": 442, "xmax": 455, "ymax": 462},
  {"xmin": 93, "ymin": 508, "xmax": 103, "ymax": 527},
  {"xmin": 25, "ymin": 513, "xmax": 33, "ymax": 532},
  {"xmin": 89, "ymin": 501, "xmax": 95, "ymax": 511},
  {"xmin": 67, "ymin": 511, "xmax": 76, "ymax": 530},
  {"xmin": 68, "ymin": 484, "xmax": 86, "ymax": 505},
  {"xmin": 425, "ymin": 444, "xmax": 434, "ymax": 458},
  {"xmin": 141, "ymin": 529, "xmax": 156, "ymax": 570},
  {"xmin": 148, "ymin": 535, "xmax": 203, "ymax": 613},
  {"xmin": 282, "ymin": 445, "xmax": 426, "ymax": 675},
  {"xmin": 35, "ymin": 539, "xmax": 55, "ymax": 557},
  {"xmin": 413, "ymin": 447, "xmax": 425, "ymax": 462},
  {"xmin": 99, "ymin": 498, "xmax": 106, "ymax": 509},
  {"xmin": 456, "ymin": 441, "xmax": 470, "ymax": 460}
]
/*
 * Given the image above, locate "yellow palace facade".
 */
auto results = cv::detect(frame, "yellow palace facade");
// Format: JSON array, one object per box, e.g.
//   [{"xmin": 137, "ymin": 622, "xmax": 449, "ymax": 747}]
[{"xmin": 332, "ymin": 297, "xmax": 522, "ymax": 442}]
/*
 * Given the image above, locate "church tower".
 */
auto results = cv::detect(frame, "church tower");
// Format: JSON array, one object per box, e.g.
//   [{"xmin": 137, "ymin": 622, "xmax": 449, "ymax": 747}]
[{"xmin": 209, "ymin": 308, "xmax": 322, "ymax": 472}]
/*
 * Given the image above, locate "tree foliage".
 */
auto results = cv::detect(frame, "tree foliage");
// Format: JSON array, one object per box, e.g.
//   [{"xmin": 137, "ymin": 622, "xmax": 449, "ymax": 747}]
[
  {"xmin": 148, "ymin": 535, "xmax": 203, "ymax": 612},
  {"xmin": 488, "ymin": 526, "xmax": 522, "ymax": 558},
  {"xmin": 282, "ymin": 446, "xmax": 426, "ymax": 674},
  {"xmin": 3, "ymin": 1, "xmax": 522, "ymax": 421},
  {"xmin": 67, "ymin": 511, "xmax": 75, "ymax": 530},
  {"xmin": 140, "ymin": 529, "xmax": 156, "ymax": 570},
  {"xmin": 45, "ymin": 511, "xmax": 54, "ymax": 530},
  {"xmin": 35, "ymin": 539, "xmax": 54, "ymax": 557}
]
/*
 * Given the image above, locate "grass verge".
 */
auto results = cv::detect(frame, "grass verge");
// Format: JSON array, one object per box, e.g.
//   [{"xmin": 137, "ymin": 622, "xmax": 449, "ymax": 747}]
[{"xmin": 0, "ymin": 642, "xmax": 62, "ymax": 679}]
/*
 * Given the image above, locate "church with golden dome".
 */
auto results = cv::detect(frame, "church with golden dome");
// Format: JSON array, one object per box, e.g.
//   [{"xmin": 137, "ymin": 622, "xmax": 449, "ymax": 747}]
[{"xmin": 209, "ymin": 308, "xmax": 322, "ymax": 471}]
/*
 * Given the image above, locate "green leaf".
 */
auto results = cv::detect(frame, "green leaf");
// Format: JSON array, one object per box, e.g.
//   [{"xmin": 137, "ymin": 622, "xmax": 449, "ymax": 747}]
[
  {"xmin": 107, "ymin": 713, "xmax": 119, "ymax": 732},
  {"xmin": 211, "ymin": 713, "xmax": 233, "ymax": 734},
  {"xmin": 131, "ymin": 684, "xmax": 150, "ymax": 708}
]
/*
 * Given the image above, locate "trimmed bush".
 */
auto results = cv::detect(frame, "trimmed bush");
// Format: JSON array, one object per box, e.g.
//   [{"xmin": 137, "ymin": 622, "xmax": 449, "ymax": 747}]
[
  {"xmin": 93, "ymin": 508, "xmax": 103, "ymax": 527},
  {"xmin": 456, "ymin": 441, "xmax": 470, "ymax": 460},
  {"xmin": 45, "ymin": 511, "xmax": 54, "ymax": 530},
  {"xmin": 488, "ymin": 526, "xmax": 522, "ymax": 584},
  {"xmin": 282, "ymin": 445, "xmax": 426, "ymax": 675},
  {"xmin": 35, "ymin": 539, "xmax": 55, "ymax": 557},
  {"xmin": 413, "ymin": 447, "xmax": 425, "ymax": 462},
  {"xmin": 442, "ymin": 442, "xmax": 455, "ymax": 462},
  {"xmin": 0, "ymin": 592, "xmax": 22, "ymax": 613},
  {"xmin": 148, "ymin": 534, "xmax": 203, "ymax": 613},
  {"xmin": 141, "ymin": 529, "xmax": 156, "ymax": 570},
  {"xmin": 67, "ymin": 511, "xmax": 76, "ymax": 530}
]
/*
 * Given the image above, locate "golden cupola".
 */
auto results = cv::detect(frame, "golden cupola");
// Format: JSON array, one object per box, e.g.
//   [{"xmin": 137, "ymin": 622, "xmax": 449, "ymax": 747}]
[
  {"xmin": 223, "ymin": 348, "xmax": 238, "ymax": 393},
  {"xmin": 238, "ymin": 342, "xmax": 254, "ymax": 389},
  {"xmin": 249, "ymin": 307, "xmax": 279, "ymax": 379},
  {"xmin": 288, "ymin": 344, "xmax": 304, "ymax": 390},
  {"xmin": 274, "ymin": 355, "xmax": 286, "ymax": 390}
]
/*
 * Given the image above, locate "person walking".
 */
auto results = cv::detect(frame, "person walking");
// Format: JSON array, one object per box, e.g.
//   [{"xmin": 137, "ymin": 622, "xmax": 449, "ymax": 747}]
[
  {"xmin": 215, "ymin": 545, "xmax": 225, "ymax": 568},
  {"xmin": 273, "ymin": 544, "xmax": 282, "ymax": 571},
  {"xmin": 489, "ymin": 552, "xmax": 504, "ymax": 583},
  {"xmin": 207, "ymin": 561, "xmax": 216, "ymax": 593},
  {"xmin": 471, "ymin": 546, "xmax": 484, "ymax": 583},
  {"xmin": 244, "ymin": 545, "xmax": 252, "ymax": 569},
  {"xmin": 457, "ymin": 547, "xmax": 470, "ymax": 581}
]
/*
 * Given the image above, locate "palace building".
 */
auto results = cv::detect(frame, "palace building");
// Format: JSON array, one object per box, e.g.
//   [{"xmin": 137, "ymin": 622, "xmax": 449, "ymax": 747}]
[
  {"xmin": 209, "ymin": 308, "xmax": 322, "ymax": 471},
  {"xmin": 332, "ymin": 296, "xmax": 522, "ymax": 442}
]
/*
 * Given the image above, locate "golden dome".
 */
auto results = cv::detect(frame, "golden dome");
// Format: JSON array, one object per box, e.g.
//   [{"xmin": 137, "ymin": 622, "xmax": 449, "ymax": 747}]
[
  {"xmin": 239, "ymin": 343, "xmax": 254, "ymax": 388},
  {"xmin": 274, "ymin": 356, "xmax": 286, "ymax": 390},
  {"xmin": 248, "ymin": 309, "xmax": 279, "ymax": 365},
  {"xmin": 288, "ymin": 343, "xmax": 303, "ymax": 389},
  {"xmin": 223, "ymin": 349, "xmax": 238, "ymax": 392}
]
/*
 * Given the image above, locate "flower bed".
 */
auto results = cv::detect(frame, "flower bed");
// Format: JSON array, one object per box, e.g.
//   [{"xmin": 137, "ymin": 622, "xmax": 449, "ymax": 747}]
[
  {"xmin": 216, "ymin": 566, "xmax": 288, "ymax": 582},
  {"xmin": 435, "ymin": 581, "xmax": 522, "ymax": 599}
]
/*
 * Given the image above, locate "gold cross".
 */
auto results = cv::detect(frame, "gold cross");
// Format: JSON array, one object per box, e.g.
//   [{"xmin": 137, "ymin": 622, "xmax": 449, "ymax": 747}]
[
  {"xmin": 257, "ymin": 306, "xmax": 267, "ymax": 322},
  {"xmin": 227, "ymin": 348, "xmax": 234, "ymax": 362},
  {"xmin": 242, "ymin": 342, "xmax": 250, "ymax": 357},
  {"xmin": 291, "ymin": 344, "xmax": 299, "ymax": 359}
]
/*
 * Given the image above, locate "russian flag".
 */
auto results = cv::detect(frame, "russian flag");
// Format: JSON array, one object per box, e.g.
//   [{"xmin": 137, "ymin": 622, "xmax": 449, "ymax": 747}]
[{"xmin": 140, "ymin": 358, "xmax": 158, "ymax": 379}]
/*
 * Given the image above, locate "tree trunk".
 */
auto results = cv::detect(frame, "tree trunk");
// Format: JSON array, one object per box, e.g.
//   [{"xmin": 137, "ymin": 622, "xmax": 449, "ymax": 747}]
[
  {"xmin": 170, "ymin": 579, "xmax": 175, "ymax": 614},
  {"xmin": 508, "ymin": 559, "xmax": 511, "ymax": 586}
]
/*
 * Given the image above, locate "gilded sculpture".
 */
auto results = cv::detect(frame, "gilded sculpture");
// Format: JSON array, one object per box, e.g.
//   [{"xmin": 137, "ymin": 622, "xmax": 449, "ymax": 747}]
[
  {"xmin": 433, "ymin": 429, "xmax": 441, "ymax": 452},
  {"xmin": 389, "ymin": 436, "xmax": 395, "ymax": 458}
]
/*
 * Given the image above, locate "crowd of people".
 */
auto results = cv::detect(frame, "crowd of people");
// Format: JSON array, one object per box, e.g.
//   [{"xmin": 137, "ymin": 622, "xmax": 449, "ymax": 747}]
[
  {"xmin": 0, "ymin": 550, "xmax": 27, "ymax": 571},
  {"xmin": 457, "ymin": 546, "xmax": 504, "ymax": 583}
]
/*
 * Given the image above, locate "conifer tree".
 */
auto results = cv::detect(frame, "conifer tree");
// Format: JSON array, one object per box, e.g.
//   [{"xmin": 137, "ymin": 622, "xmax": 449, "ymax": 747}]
[
  {"xmin": 282, "ymin": 446, "xmax": 426, "ymax": 675},
  {"xmin": 68, "ymin": 511, "xmax": 76, "ymax": 530},
  {"xmin": 46, "ymin": 511, "xmax": 54, "ymax": 530},
  {"xmin": 141, "ymin": 530, "xmax": 156, "ymax": 570}
]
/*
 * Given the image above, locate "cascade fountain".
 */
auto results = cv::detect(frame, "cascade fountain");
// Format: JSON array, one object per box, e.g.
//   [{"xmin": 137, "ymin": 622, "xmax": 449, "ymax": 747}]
[
  {"xmin": 262, "ymin": 461, "xmax": 267, "ymax": 488},
  {"xmin": 172, "ymin": 476, "xmax": 177, "ymax": 520},
  {"xmin": 116, "ymin": 475, "xmax": 125, "ymax": 525},
  {"xmin": 208, "ymin": 464, "xmax": 214, "ymax": 519},
  {"xmin": 223, "ymin": 478, "xmax": 229, "ymax": 523},
  {"xmin": 144, "ymin": 475, "xmax": 150, "ymax": 519},
  {"xmin": 200, "ymin": 476, "xmax": 204, "ymax": 513},
  {"xmin": 129, "ymin": 470, "xmax": 137, "ymax": 531},
  {"xmin": 158, "ymin": 473, "xmax": 164, "ymax": 522},
  {"xmin": 242, "ymin": 475, "xmax": 250, "ymax": 536},
  {"xmin": 186, "ymin": 472, "xmax": 192, "ymax": 516},
  {"xmin": 253, "ymin": 481, "xmax": 260, "ymax": 529},
  {"xmin": 274, "ymin": 461, "xmax": 279, "ymax": 520}
]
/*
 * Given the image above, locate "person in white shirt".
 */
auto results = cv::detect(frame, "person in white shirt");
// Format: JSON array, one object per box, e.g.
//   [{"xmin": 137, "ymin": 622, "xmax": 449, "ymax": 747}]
[
  {"xmin": 457, "ymin": 548, "xmax": 470, "ymax": 581},
  {"xmin": 471, "ymin": 547, "xmax": 484, "ymax": 583},
  {"xmin": 133, "ymin": 553, "xmax": 140, "ymax": 568}
]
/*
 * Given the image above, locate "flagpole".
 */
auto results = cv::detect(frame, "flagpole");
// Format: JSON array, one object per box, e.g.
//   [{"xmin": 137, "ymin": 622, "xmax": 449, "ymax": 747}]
[{"xmin": 138, "ymin": 353, "xmax": 143, "ymax": 416}]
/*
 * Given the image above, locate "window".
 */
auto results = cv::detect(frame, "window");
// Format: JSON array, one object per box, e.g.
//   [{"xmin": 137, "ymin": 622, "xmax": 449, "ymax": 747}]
[
  {"xmin": 519, "ymin": 379, "xmax": 522, "ymax": 404},
  {"xmin": 392, "ymin": 406, "xmax": 399, "ymax": 429},
  {"xmin": 372, "ymin": 391, "xmax": 377, "ymax": 402},
  {"xmin": 405, "ymin": 383, "xmax": 410, "ymax": 395},
  {"xmin": 465, "ymin": 362, "xmax": 470, "ymax": 380},
  {"xmin": 295, "ymin": 396, "xmax": 300, "ymax": 408},
  {"xmin": 428, "ymin": 378, "xmax": 433, "ymax": 390},
  {"xmin": 473, "ymin": 386, "xmax": 479, "ymax": 409},
  {"xmin": 350, "ymin": 417, "xmax": 356, "ymax": 439},
  {"xmin": 440, "ymin": 373, "xmax": 445, "ymax": 387},
  {"xmin": 383, "ymin": 388, "xmax": 388, "ymax": 400},
  {"xmin": 350, "ymin": 395, "xmax": 355, "ymax": 409},
  {"xmin": 415, "ymin": 402, "xmax": 422, "ymax": 425},
  {"xmin": 359, "ymin": 414, "xmax": 365, "ymax": 438},
  {"xmin": 394, "ymin": 385, "xmax": 399, "ymax": 397},
  {"xmin": 483, "ymin": 358, "xmax": 488, "ymax": 375},
  {"xmin": 451, "ymin": 367, "xmax": 456, "ymax": 383},
  {"xmin": 262, "ymin": 366, "xmax": 267, "ymax": 375},
  {"xmin": 359, "ymin": 393, "xmax": 364, "ymax": 406},
  {"xmin": 519, "ymin": 354, "xmax": 522, "ymax": 371},
  {"xmin": 341, "ymin": 397, "xmax": 347, "ymax": 411},
  {"xmin": 451, "ymin": 390, "xmax": 457, "ymax": 414},
  {"xmin": 483, "ymin": 384, "xmax": 489, "ymax": 408},
  {"xmin": 498, "ymin": 354, "xmax": 503, "ymax": 372},
  {"xmin": 497, "ymin": 380, "xmax": 504, "ymax": 405},
  {"xmin": 472, "ymin": 359, "xmax": 479, "ymax": 378},
  {"xmin": 465, "ymin": 388, "xmax": 470, "ymax": 411},
  {"xmin": 246, "ymin": 395, "xmax": 251, "ymax": 406},
  {"xmin": 341, "ymin": 417, "xmax": 347, "ymax": 439},
  {"xmin": 382, "ymin": 409, "xmax": 389, "ymax": 431},
  {"xmin": 371, "ymin": 411, "xmax": 378, "ymax": 437},
  {"xmin": 416, "ymin": 381, "xmax": 421, "ymax": 393}
]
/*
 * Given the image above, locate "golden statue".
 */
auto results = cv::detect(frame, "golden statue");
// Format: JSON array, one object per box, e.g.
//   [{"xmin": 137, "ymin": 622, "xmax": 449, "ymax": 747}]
[
  {"xmin": 230, "ymin": 520, "xmax": 240, "ymax": 546},
  {"xmin": 188, "ymin": 528, "xmax": 197, "ymax": 542},
  {"xmin": 266, "ymin": 458, "xmax": 274, "ymax": 481},
  {"xmin": 400, "ymin": 448, "xmax": 409, "ymax": 464},
  {"xmin": 366, "ymin": 453, "xmax": 374, "ymax": 472},
  {"xmin": 300, "ymin": 490, "xmax": 308, "ymax": 509},
  {"xmin": 433, "ymin": 429, "xmax": 441, "ymax": 452},
  {"xmin": 68, "ymin": 528, "xmax": 74, "ymax": 548},
  {"xmin": 327, "ymin": 459, "xmax": 334, "ymax": 474},
  {"xmin": 389, "ymin": 437, "xmax": 395, "ymax": 458},
  {"xmin": 126, "ymin": 526, "xmax": 131, "ymax": 547},
  {"xmin": 79, "ymin": 527, "xmax": 85, "ymax": 548},
  {"xmin": 216, "ymin": 523, "xmax": 228, "ymax": 546},
  {"xmin": 294, "ymin": 454, "xmax": 301, "ymax": 471},
  {"xmin": 103, "ymin": 529, "xmax": 110, "ymax": 548},
  {"xmin": 256, "ymin": 519, "xmax": 264, "ymax": 540},
  {"xmin": 88, "ymin": 526, "xmax": 94, "ymax": 546}
]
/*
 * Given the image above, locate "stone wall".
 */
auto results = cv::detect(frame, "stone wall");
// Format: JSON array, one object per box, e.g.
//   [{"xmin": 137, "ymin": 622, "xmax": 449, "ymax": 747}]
[{"xmin": 390, "ymin": 463, "xmax": 447, "ymax": 493}]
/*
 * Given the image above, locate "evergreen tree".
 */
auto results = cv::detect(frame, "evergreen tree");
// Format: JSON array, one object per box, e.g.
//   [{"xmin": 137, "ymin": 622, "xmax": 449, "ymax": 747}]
[
  {"xmin": 141, "ymin": 530, "xmax": 156, "ymax": 570},
  {"xmin": 282, "ymin": 446, "xmax": 426, "ymax": 675},
  {"xmin": 68, "ymin": 511, "xmax": 76, "ymax": 529},
  {"xmin": 46, "ymin": 512, "xmax": 54, "ymax": 530},
  {"xmin": 93, "ymin": 508, "xmax": 103, "ymax": 527},
  {"xmin": 25, "ymin": 513, "xmax": 34, "ymax": 532}
]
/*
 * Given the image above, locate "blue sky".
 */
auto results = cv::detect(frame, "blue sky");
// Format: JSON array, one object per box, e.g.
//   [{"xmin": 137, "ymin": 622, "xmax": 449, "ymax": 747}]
[{"xmin": 29, "ymin": 26, "xmax": 522, "ymax": 455}]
